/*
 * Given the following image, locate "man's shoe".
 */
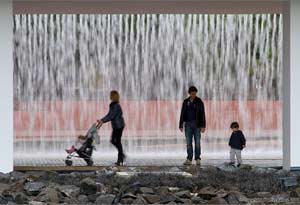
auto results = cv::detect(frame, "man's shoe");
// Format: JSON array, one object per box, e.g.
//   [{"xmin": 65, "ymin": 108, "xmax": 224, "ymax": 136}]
[
  {"xmin": 196, "ymin": 159, "xmax": 201, "ymax": 166},
  {"xmin": 183, "ymin": 159, "xmax": 192, "ymax": 166},
  {"xmin": 237, "ymin": 163, "xmax": 241, "ymax": 168}
]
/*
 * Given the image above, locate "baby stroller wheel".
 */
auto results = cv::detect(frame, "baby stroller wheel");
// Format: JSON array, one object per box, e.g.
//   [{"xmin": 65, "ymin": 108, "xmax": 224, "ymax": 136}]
[
  {"xmin": 86, "ymin": 159, "xmax": 94, "ymax": 166},
  {"xmin": 65, "ymin": 159, "xmax": 73, "ymax": 166}
]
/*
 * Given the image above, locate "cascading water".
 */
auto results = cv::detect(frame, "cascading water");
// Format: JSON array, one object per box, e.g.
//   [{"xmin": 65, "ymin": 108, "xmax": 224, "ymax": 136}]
[{"xmin": 13, "ymin": 14, "xmax": 282, "ymax": 160}]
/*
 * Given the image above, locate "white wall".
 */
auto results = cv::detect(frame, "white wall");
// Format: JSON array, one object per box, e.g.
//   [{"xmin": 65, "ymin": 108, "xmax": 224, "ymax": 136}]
[
  {"xmin": 0, "ymin": 0, "xmax": 13, "ymax": 173},
  {"xmin": 283, "ymin": 0, "xmax": 300, "ymax": 170}
]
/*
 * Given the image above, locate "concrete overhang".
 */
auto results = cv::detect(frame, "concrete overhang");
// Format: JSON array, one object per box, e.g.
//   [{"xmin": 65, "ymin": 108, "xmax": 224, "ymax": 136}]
[{"xmin": 13, "ymin": 0, "xmax": 287, "ymax": 14}]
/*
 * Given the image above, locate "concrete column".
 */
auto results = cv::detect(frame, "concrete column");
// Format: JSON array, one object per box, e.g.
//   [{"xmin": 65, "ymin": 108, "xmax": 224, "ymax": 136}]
[
  {"xmin": 0, "ymin": 0, "xmax": 13, "ymax": 173},
  {"xmin": 283, "ymin": 0, "xmax": 300, "ymax": 170}
]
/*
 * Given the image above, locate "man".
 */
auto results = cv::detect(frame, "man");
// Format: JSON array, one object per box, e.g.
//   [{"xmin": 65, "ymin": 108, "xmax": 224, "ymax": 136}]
[{"xmin": 179, "ymin": 86, "xmax": 206, "ymax": 166}]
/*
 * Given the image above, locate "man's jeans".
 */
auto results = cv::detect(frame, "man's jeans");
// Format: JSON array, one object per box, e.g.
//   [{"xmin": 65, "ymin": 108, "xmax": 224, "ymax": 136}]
[{"xmin": 185, "ymin": 123, "xmax": 201, "ymax": 160}]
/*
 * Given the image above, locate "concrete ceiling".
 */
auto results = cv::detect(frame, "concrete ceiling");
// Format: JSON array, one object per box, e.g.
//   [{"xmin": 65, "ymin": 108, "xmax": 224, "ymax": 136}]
[{"xmin": 13, "ymin": 0, "xmax": 287, "ymax": 14}]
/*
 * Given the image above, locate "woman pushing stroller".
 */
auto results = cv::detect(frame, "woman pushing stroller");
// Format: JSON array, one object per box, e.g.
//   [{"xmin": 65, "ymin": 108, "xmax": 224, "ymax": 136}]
[
  {"xmin": 65, "ymin": 90, "xmax": 125, "ymax": 166},
  {"xmin": 97, "ymin": 90, "xmax": 126, "ymax": 166}
]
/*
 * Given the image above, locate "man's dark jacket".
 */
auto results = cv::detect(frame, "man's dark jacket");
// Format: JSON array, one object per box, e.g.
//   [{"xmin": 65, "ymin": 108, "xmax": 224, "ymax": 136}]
[{"xmin": 179, "ymin": 96, "xmax": 206, "ymax": 129}]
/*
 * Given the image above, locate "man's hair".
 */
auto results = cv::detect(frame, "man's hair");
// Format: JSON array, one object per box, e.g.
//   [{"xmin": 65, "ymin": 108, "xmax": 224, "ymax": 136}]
[
  {"xmin": 230, "ymin": 122, "xmax": 239, "ymax": 129},
  {"xmin": 110, "ymin": 90, "xmax": 120, "ymax": 103},
  {"xmin": 188, "ymin": 86, "xmax": 198, "ymax": 94}
]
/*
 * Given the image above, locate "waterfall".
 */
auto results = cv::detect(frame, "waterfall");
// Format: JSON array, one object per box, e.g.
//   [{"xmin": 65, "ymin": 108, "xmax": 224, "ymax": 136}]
[{"xmin": 13, "ymin": 14, "xmax": 282, "ymax": 159}]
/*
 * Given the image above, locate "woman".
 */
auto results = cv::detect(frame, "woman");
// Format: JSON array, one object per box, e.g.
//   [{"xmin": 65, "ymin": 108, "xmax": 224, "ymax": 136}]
[{"xmin": 98, "ymin": 90, "xmax": 126, "ymax": 166}]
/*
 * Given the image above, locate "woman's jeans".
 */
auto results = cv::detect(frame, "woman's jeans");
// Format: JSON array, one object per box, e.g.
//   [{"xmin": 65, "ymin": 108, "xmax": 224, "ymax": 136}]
[
  {"xmin": 111, "ymin": 127, "xmax": 124, "ymax": 161},
  {"xmin": 185, "ymin": 123, "xmax": 201, "ymax": 161}
]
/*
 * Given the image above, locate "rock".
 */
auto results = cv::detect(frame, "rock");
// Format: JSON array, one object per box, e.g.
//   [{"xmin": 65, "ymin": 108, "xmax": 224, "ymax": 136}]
[
  {"xmin": 140, "ymin": 187, "xmax": 154, "ymax": 195},
  {"xmin": 167, "ymin": 202, "xmax": 177, "ymax": 205},
  {"xmin": 238, "ymin": 164, "xmax": 252, "ymax": 170},
  {"xmin": 97, "ymin": 168, "xmax": 116, "ymax": 177},
  {"xmin": 1, "ymin": 192, "xmax": 14, "ymax": 203},
  {"xmin": 158, "ymin": 194, "xmax": 179, "ymax": 204},
  {"xmin": 191, "ymin": 196, "xmax": 205, "ymax": 204},
  {"xmin": 132, "ymin": 196, "xmax": 147, "ymax": 204},
  {"xmin": 276, "ymin": 169, "xmax": 289, "ymax": 176},
  {"xmin": 181, "ymin": 198, "xmax": 192, "ymax": 204},
  {"xmin": 156, "ymin": 186, "xmax": 169, "ymax": 195},
  {"xmin": 9, "ymin": 172, "xmax": 25, "ymax": 181},
  {"xmin": 217, "ymin": 163, "xmax": 237, "ymax": 172},
  {"xmin": 198, "ymin": 187, "xmax": 217, "ymax": 200},
  {"xmin": 215, "ymin": 189, "xmax": 228, "ymax": 198},
  {"xmin": 290, "ymin": 197, "xmax": 300, "ymax": 203},
  {"xmin": 87, "ymin": 193, "xmax": 99, "ymax": 202},
  {"xmin": 95, "ymin": 194, "xmax": 115, "ymax": 204},
  {"xmin": 226, "ymin": 192, "xmax": 248, "ymax": 204},
  {"xmin": 174, "ymin": 190, "xmax": 191, "ymax": 199},
  {"xmin": 63, "ymin": 197, "xmax": 79, "ymax": 204},
  {"xmin": 168, "ymin": 187, "xmax": 180, "ymax": 193},
  {"xmin": 207, "ymin": 197, "xmax": 228, "ymax": 204},
  {"xmin": 58, "ymin": 185, "xmax": 80, "ymax": 197},
  {"xmin": 0, "ymin": 173, "xmax": 10, "ymax": 183},
  {"xmin": 77, "ymin": 195, "xmax": 89, "ymax": 203},
  {"xmin": 169, "ymin": 167, "xmax": 181, "ymax": 172},
  {"xmin": 14, "ymin": 193, "xmax": 28, "ymax": 204},
  {"xmin": 280, "ymin": 177, "xmax": 298, "ymax": 191},
  {"xmin": 116, "ymin": 172, "xmax": 136, "ymax": 178},
  {"xmin": 81, "ymin": 171, "xmax": 96, "ymax": 179},
  {"xmin": 4, "ymin": 181, "xmax": 24, "ymax": 194},
  {"xmin": 0, "ymin": 195, "xmax": 8, "ymax": 204},
  {"xmin": 36, "ymin": 187, "xmax": 62, "ymax": 203},
  {"xmin": 256, "ymin": 192, "xmax": 272, "ymax": 198},
  {"xmin": 120, "ymin": 198, "xmax": 134, "ymax": 204},
  {"xmin": 0, "ymin": 183, "xmax": 9, "ymax": 193},
  {"xmin": 132, "ymin": 197, "xmax": 147, "ymax": 204},
  {"xmin": 96, "ymin": 182, "xmax": 105, "ymax": 193},
  {"xmin": 252, "ymin": 166, "xmax": 277, "ymax": 174},
  {"xmin": 40, "ymin": 171, "xmax": 59, "ymax": 182},
  {"xmin": 69, "ymin": 172, "xmax": 81, "ymax": 179},
  {"xmin": 28, "ymin": 201, "xmax": 46, "ymax": 205},
  {"xmin": 290, "ymin": 187, "xmax": 300, "ymax": 198},
  {"xmin": 79, "ymin": 178, "xmax": 97, "ymax": 195},
  {"xmin": 24, "ymin": 182, "xmax": 45, "ymax": 196},
  {"xmin": 122, "ymin": 193, "xmax": 137, "ymax": 199},
  {"xmin": 270, "ymin": 193, "xmax": 290, "ymax": 203},
  {"xmin": 142, "ymin": 194, "xmax": 161, "ymax": 204}
]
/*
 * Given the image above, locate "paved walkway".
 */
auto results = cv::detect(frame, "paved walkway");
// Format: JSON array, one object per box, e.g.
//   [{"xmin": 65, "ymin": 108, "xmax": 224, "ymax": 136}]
[{"xmin": 14, "ymin": 156, "xmax": 282, "ymax": 168}]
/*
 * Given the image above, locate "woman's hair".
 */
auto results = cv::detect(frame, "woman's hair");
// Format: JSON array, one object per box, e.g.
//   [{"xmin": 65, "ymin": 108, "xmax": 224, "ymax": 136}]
[
  {"xmin": 230, "ymin": 121, "xmax": 239, "ymax": 129},
  {"xmin": 110, "ymin": 90, "xmax": 120, "ymax": 102}
]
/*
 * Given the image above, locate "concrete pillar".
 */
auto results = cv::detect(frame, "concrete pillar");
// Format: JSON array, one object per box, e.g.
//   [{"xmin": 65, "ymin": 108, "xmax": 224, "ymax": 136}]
[
  {"xmin": 0, "ymin": 0, "xmax": 13, "ymax": 173},
  {"xmin": 283, "ymin": 0, "xmax": 300, "ymax": 170}
]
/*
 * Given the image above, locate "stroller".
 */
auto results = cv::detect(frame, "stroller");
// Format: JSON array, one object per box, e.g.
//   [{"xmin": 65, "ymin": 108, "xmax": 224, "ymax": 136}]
[{"xmin": 65, "ymin": 123, "xmax": 100, "ymax": 166}]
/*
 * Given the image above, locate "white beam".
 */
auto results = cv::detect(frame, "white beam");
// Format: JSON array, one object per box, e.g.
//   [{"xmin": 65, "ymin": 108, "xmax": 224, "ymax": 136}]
[
  {"xmin": 0, "ymin": 0, "xmax": 13, "ymax": 173},
  {"xmin": 283, "ymin": 0, "xmax": 300, "ymax": 170}
]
